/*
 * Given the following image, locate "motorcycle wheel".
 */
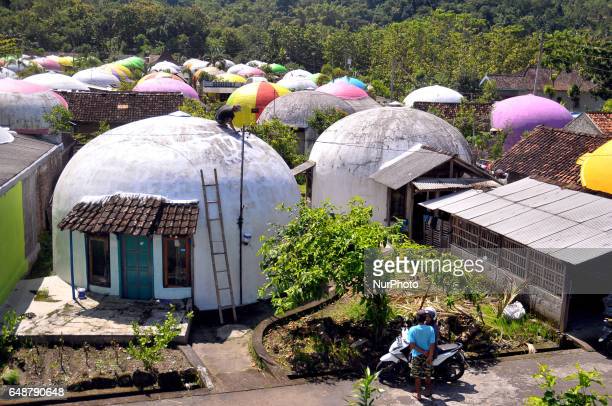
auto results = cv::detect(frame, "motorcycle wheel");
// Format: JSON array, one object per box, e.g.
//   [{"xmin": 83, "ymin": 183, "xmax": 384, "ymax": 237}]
[
  {"xmin": 440, "ymin": 354, "xmax": 465, "ymax": 382},
  {"xmin": 376, "ymin": 361, "xmax": 405, "ymax": 382}
]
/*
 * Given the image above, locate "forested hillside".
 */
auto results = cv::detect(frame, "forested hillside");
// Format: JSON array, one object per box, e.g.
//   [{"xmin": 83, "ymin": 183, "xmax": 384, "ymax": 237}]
[{"xmin": 0, "ymin": 0, "xmax": 609, "ymax": 97}]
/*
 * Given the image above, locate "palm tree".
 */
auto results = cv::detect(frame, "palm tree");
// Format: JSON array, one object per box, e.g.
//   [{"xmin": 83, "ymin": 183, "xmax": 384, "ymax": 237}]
[{"xmin": 206, "ymin": 45, "xmax": 228, "ymax": 70}]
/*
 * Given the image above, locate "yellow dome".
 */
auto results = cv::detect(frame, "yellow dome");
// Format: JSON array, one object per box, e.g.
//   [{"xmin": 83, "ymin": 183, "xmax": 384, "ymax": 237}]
[{"xmin": 578, "ymin": 140, "xmax": 612, "ymax": 194}]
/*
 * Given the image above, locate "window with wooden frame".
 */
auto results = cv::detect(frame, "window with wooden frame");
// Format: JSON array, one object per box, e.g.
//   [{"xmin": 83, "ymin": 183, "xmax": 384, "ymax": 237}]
[
  {"xmin": 163, "ymin": 237, "xmax": 192, "ymax": 288},
  {"xmin": 87, "ymin": 234, "xmax": 110, "ymax": 287}
]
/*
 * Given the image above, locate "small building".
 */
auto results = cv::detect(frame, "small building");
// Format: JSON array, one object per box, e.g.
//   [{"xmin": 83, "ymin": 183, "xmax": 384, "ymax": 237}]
[
  {"xmin": 420, "ymin": 177, "xmax": 612, "ymax": 332},
  {"xmin": 57, "ymin": 91, "xmax": 184, "ymax": 135},
  {"xmin": 492, "ymin": 126, "xmax": 612, "ymax": 190},
  {"xmin": 304, "ymin": 107, "xmax": 498, "ymax": 237},
  {"xmin": 0, "ymin": 130, "xmax": 64, "ymax": 304},
  {"xmin": 52, "ymin": 113, "xmax": 300, "ymax": 311},
  {"xmin": 257, "ymin": 90, "xmax": 356, "ymax": 154},
  {"xmin": 564, "ymin": 112, "xmax": 612, "ymax": 136},
  {"xmin": 480, "ymin": 68, "xmax": 603, "ymax": 112}
]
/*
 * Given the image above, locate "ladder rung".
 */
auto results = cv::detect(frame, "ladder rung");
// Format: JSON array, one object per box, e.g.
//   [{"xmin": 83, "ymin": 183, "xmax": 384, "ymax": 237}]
[
  {"xmin": 207, "ymin": 200, "xmax": 218, "ymax": 204},
  {"xmin": 220, "ymin": 305, "xmax": 235, "ymax": 310},
  {"xmin": 208, "ymin": 217, "xmax": 220, "ymax": 221},
  {"xmin": 211, "ymin": 240, "xmax": 224, "ymax": 243},
  {"xmin": 216, "ymin": 270, "xmax": 227, "ymax": 273},
  {"xmin": 218, "ymin": 287, "xmax": 231, "ymax": 291},
  {"xmin": 205, "ymin": 183, "xmax": 218, "ymax": 187},
  {"xmin": 212, "ymin": 251, "xmax": 226, "ymax": 255}
]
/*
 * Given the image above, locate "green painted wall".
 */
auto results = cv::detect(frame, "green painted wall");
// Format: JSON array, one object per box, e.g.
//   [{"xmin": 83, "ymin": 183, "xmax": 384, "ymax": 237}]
[{"xmin": 0, "ymin": 182, "xmax": 28, "ymax": 304}]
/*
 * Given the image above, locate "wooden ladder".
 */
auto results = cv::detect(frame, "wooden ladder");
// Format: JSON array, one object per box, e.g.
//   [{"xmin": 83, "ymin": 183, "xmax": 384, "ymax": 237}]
[{"xmin": 200, "ymin": 168, "xmax": 237, "ymax": 324}]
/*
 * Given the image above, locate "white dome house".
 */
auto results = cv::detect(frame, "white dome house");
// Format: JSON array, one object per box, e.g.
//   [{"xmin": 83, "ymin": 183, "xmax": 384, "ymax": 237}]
[
  {"xmin": 52, "ymin": 113, "xmax": 300, "ymax": 310},
  {"xmin": 403, "ymin": 85, "xmax": 463, "ymax": 107},
  {"xmin": 309, "ymin": 107, "xmax": 473, "ymax": 224}
]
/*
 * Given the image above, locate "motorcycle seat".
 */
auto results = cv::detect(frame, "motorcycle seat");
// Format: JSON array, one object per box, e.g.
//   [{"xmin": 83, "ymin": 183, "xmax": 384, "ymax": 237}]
[{"xmin": 437, "ymin": 343, "xmax": 461, "ymax": 353}]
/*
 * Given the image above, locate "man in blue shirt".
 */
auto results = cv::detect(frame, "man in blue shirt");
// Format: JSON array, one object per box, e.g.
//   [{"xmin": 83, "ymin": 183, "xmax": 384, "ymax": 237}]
[{"xmin": 407, "ymin": 310, "xmax": 436, "ymax": 400}]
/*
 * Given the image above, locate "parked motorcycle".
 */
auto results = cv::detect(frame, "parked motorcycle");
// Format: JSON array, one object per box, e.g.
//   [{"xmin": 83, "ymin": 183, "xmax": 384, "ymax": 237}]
[
  {"xmin": 376, "ymin": 327, "xmax": 466, "ymax": 382},
  {"xmin": 598, "ymin": 318, "xmax": 612, "ymax": 356}
]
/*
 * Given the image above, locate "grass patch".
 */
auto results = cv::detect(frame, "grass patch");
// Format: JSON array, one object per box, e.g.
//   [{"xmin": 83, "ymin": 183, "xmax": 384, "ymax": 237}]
[
  {"xmin": 481, "ymin": 304, "xmax": 558, "ymax": 343},
  {"xmin": 32, "ymin": 288, "xmax": 59, "ymax": 302},
  {"xmin": 2, "ymin": 368, "xmax": 20, "ymax": 385},
  {"xmin": 248, "ymin": 340, "xmax": 268, "ymax": 372}
]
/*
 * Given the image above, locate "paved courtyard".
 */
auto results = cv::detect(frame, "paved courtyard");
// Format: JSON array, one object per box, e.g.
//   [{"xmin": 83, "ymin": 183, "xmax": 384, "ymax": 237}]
[{"xmin": 0, "ymin": 276, "xmax": 191, "ymax": 344}]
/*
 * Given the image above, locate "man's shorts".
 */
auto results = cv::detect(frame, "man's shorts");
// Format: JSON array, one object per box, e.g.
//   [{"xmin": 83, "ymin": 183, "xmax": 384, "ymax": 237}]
[{"xmin": 410, "ymin": 355, "xmax": 433, "ymax": 379}]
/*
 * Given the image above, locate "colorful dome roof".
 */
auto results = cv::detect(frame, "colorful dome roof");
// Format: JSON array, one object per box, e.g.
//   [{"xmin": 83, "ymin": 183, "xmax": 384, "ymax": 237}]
[
  {"xmin": 317, "ymin": 81, "xmax": 369, "ymax": 100},
  {"xmin": 491, "ymin": 94, "xmax": 573, "ymax": 150},
  {"xmin": 133, "ymin": 78, "xmax": 199, "ymax": 99},
  {"xmin": 226, "ymin": 82, "xmax": 289, "ymax": 127},
  {"xmin": 24, "ymin": 72, "xmax": 90, "ymax": 91}
]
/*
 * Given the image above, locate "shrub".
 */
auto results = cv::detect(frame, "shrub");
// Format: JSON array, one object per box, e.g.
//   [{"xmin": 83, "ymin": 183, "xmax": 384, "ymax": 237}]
[
  {"xmin": 0, "ymin": 310, "xmax": 24, "ymax": 362},
  {"xmin": 248, "ymin": 119, "xmax": 305, "ymax": 168},
  {"xmin": 349, "ymin": 367, "xmax": 384, "ymax": 406},
  {"xmin": 1, "ymin": 368, "xmax": 20, "ymax": 385},
  {"xmin": 543, "ymin": 84, "xmax": 555, "ymax": 99},
  {"xmin": 127, "ymin": 306, "xmax": 192, "ymax": 372},
  {"xmin": 307, "ymin": 108, "xmax": 348, "ymax": 135},
  {"xmin": 43, "ymin": 105, "xmax": 73, "ymax": 134},
  {"xmin": 526, "ymin": 363, "xmax": 609, "ymax": 405},
  {"xmin": 369, "ymin": 79, "xmax": 390, "ymax": 98}
]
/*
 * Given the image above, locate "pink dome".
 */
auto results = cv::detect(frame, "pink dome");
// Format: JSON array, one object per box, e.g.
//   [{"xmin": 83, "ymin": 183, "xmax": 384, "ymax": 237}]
[
  {"xmin": 317, "ymin": 81, "xmax": 369, "ymax": 100},
  {"xmin": 0, "ymin": 78, "xmax": 52, "ymax": 94},
  {"xmin": 133, "ymin": 78, "xmax": 199, "ymax": 100},
  {"xmin": 33, "ymin": 57, "xmax": 62, "ymax": 72},
  {"xmin": 238, "ymin": 66, "xmax": 265, "ymax": 78},
  {"xmin": 491, "ymin": 94, "xmax": 573, "ymax": 150}
]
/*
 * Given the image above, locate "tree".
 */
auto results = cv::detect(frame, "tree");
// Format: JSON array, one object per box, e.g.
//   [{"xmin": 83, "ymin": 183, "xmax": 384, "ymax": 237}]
[
  {"xmin": 478, "ymin": 80, "xmax": 498, "ymax": 103},
  {"xmin": 248, "ymin": 119, "xmax": 304, "ymax": 168},
  {"xmin": 43, "ymin": 105, "xmax": 73, "ymax": 134},
  {"xmin": 307, "ymin": 108, "xmax": 348, "ymax": 135}
]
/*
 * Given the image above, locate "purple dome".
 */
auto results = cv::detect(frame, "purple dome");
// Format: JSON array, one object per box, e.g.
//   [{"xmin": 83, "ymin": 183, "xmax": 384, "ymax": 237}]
[
  {"xmin": 133, "ymin": 78, "xmax": 199, "ymax": 100},
  {"xmin": 491, "ymin": 94, "xmax": 572, "ymax": 150}
]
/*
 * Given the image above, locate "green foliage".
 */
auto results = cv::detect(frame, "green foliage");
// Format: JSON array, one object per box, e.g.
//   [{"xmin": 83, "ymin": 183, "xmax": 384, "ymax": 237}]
[
  {"xmin": 478, "ymin": 80, "xmax": 498, "ymax": 103},
  {"xmin": 369, "ymin": 79, "xmax": 390, "ymax": 98},
  {"xmin": 248, "ymin": 119, "xmax": 305, "ymax": 168},
  {"xmin": 332, "ymin": 67, "xmax": 347, "ymax": 79},
  {"xmin": 179, "ymin": 98, "xmax": 216, "ymax": 120},
  {"xmin": 16, "ymin": 63, "xmax": 45, "ymax": 79},
  {"xmin": 349, "ymin": 367, "xmax": 384, "ymax": 406},
  {"xmin": 526, "ymin": 363, "xmax": 610, "ymax": 406},
  {"xmin": 126, "ymin": 306, "xmax": 192, "ymax": 371},
  {"xmin": 320, "ymin": 64, "xmax": 333, "ymax": 77},
  {"xmin": 603, "ymin": 99, "xmax": 612, "ymax": 113},
  {"xmin": 43, "ymin": 105, "xmax": 73, "ymax": 134},
  {"xmin": 117, "ymin": 80, "xmax": 137, "ymax": 91},
  {"xmin": 362, "ymin": 294, "xmax": 393, "ymax": 342},
  {"xmin": 258, "ymin": 198, "xmax": 404, "ymax": 314},
  {"xmin": 1, "ymin": 368, "xmax": 20, "ymax": 385},
  {"xmin": 307, "ymin": 108, "xmax": 348, "ymax": 135},
  {"xmin": 0, "ymin": 310, "xmax": 24, "ymax": 362},
  {"xmin": 568, "ymin": 84, "xmax": 580, "ymax": 100},
  {"xmin": 315, "ymin": 74, "xmax": 331, "ymax": 86},
  {"xmin": 544, "ymin": 84, "xmax": 555, "ymax": 99},
  {"xmin": 0, "ymin": 35, "xmax": 19, "ymax": 57}
]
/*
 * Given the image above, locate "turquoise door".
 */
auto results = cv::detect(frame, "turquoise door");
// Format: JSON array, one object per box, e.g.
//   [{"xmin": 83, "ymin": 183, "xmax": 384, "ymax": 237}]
[{"xmin": 122, "ymin": 235, "xmax": 153, "ymax": 300}]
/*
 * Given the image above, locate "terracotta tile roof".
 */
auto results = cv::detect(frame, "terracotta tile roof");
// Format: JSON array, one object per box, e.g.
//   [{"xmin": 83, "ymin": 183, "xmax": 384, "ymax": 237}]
[
  {"xmin": 412, "ymin": 102, "xmax": 492, "ymax": 130},
  {"xmin": 587, "ymin": 112, "xmax": 612, "ymax": 135},
  {"xmin": 58, "ymin": 194, "xmax": 199, "ymax": 236},
  {"xmin": 484, "ymin": 68, "xmax": 596, "ymax": 92},
  {"xmin": 56, "ymin": 91, "xmax": 184, "ymax": 124},
  {"xmin": 492, "ymin": 126, "xmax": 612, "ymax": 189}
]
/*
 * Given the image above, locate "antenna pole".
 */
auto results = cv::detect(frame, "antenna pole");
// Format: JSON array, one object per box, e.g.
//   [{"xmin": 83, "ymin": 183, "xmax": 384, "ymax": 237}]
[{"xmin": 533, "ymin": 31, "xmax": 544, "ymax": 94}]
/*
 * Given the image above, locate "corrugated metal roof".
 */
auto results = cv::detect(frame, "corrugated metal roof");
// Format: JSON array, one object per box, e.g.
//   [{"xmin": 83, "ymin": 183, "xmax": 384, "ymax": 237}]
[
  {"xmin": 487, "ymin": 177, "xmax": 541, "ymax": 196},
  {"xmin": 436, "ymin": 193, "xmax": 498, "ymax": 214},
  {"xmin": 537, "ymin": 192, "xmax": 600, "ymax": 214},
  {"xmin": 528, "ymin": 224, "xmax": 598, "ymax": 250},
  {"xmin": 505, "ymin": 216, "xmax": 577, "ymax": 245},
  {"xmin": 502, "ymin": 182, "xmax": 559, "ymax": 202},
  {"xmin": 369, "ymin": 144, "xmax": 451, "ymax": 190},
  {"xmin": 557, "ymin": 199, "xmax": 612, "ymax": 222},
  {"xmin": 412, "ymin": 177, "xmax": 499, "ymax": 191},
  {"xmin": 551, "ymin": 231, "xmax": 612, "ymax": 264},
  {"xmin": 420, "ymin": 177, "xmax": 612, "ymax": 264},
  {"xmin": 520, "ymin": 188, "xmax": 579, "ymax": 208},
  {"xmin": 469, "ymin": 203, "xmax": 532, "ymax": 227},
  {"xmin": 488, "ymin": 209, "xmax": 554, "ymax": 235},
  {"xmin": 419, "ymin": 189, "xmax": 482, "ymax": 210},
  {"xmin": 454, "ymin": 198, "xmax": 513, "ymax": 220}
]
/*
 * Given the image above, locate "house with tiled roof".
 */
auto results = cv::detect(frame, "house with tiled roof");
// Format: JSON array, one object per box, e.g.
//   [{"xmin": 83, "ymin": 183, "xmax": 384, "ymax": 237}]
[
  {"xmin": 57, "ymin": 91, "xmax": 184, "ymax": 134},
  {"xmin": 564, "ymin": 112, "xmax": 612, "ymax": 136},
  {"xmin": 480, "ymin": 67, "xmax": 604, "ymax": 112},
  {"xmin": 492, "ymin": 126, "xmax": 612, "ymax": 191},
  {"xmin": 412, "ymin": 101, "xmax": 492, "ymax": 131}
]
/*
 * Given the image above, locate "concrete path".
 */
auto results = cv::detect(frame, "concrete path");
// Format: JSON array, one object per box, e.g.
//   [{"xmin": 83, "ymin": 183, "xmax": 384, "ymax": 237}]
[{"xmin": 102, "ymin": 349, "xmax": 610, "ymax": 406}]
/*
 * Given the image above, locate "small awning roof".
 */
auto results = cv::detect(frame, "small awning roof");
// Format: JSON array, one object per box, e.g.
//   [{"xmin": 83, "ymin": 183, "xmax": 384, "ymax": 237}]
[
  {"xmin": 58, "ymin": 193, "xmax": 199, "ymax": 237},
  {"xmin": 412, "ymin": 177, "xmax": 499, "ymax": 192},
  {"xmin": 291, "ymin": 160, "xmax": 316, "ymax": 176},
  {"xmin": 370, "ymin": 144, "xmax": 452, "ymax": 190}
]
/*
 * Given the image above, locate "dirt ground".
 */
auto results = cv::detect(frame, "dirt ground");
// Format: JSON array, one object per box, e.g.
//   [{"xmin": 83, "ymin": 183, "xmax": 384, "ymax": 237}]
[{"xmin": 6, "ymin": 344, "xmax": 191, "ymax": 388}]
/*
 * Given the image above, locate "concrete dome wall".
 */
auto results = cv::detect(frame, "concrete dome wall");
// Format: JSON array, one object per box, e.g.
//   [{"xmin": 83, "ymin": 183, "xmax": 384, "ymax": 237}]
[
  {"xmin": 0, "ymin": 91, "xmax": 68, "ymax": 135},
  {"xmin": 309, "ymin": 107, "xmax": 472, "ymax": 222},
  {"xmin": 257, "ymin": 91, "xmax": 356, "ymax": 128},
  {"xmin": 52, "ymin": 114, "xmax": 300, "ymax": 309}
]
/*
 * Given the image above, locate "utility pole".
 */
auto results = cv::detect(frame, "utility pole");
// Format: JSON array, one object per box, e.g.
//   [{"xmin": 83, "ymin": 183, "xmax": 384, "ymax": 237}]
[
  {"xmin": 533, "ymin": 31, "xmax": 544, "ymax": 94},
  {"xmin": 237, "ymin": 126, "xmax": 245, "ymax": 306}
]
